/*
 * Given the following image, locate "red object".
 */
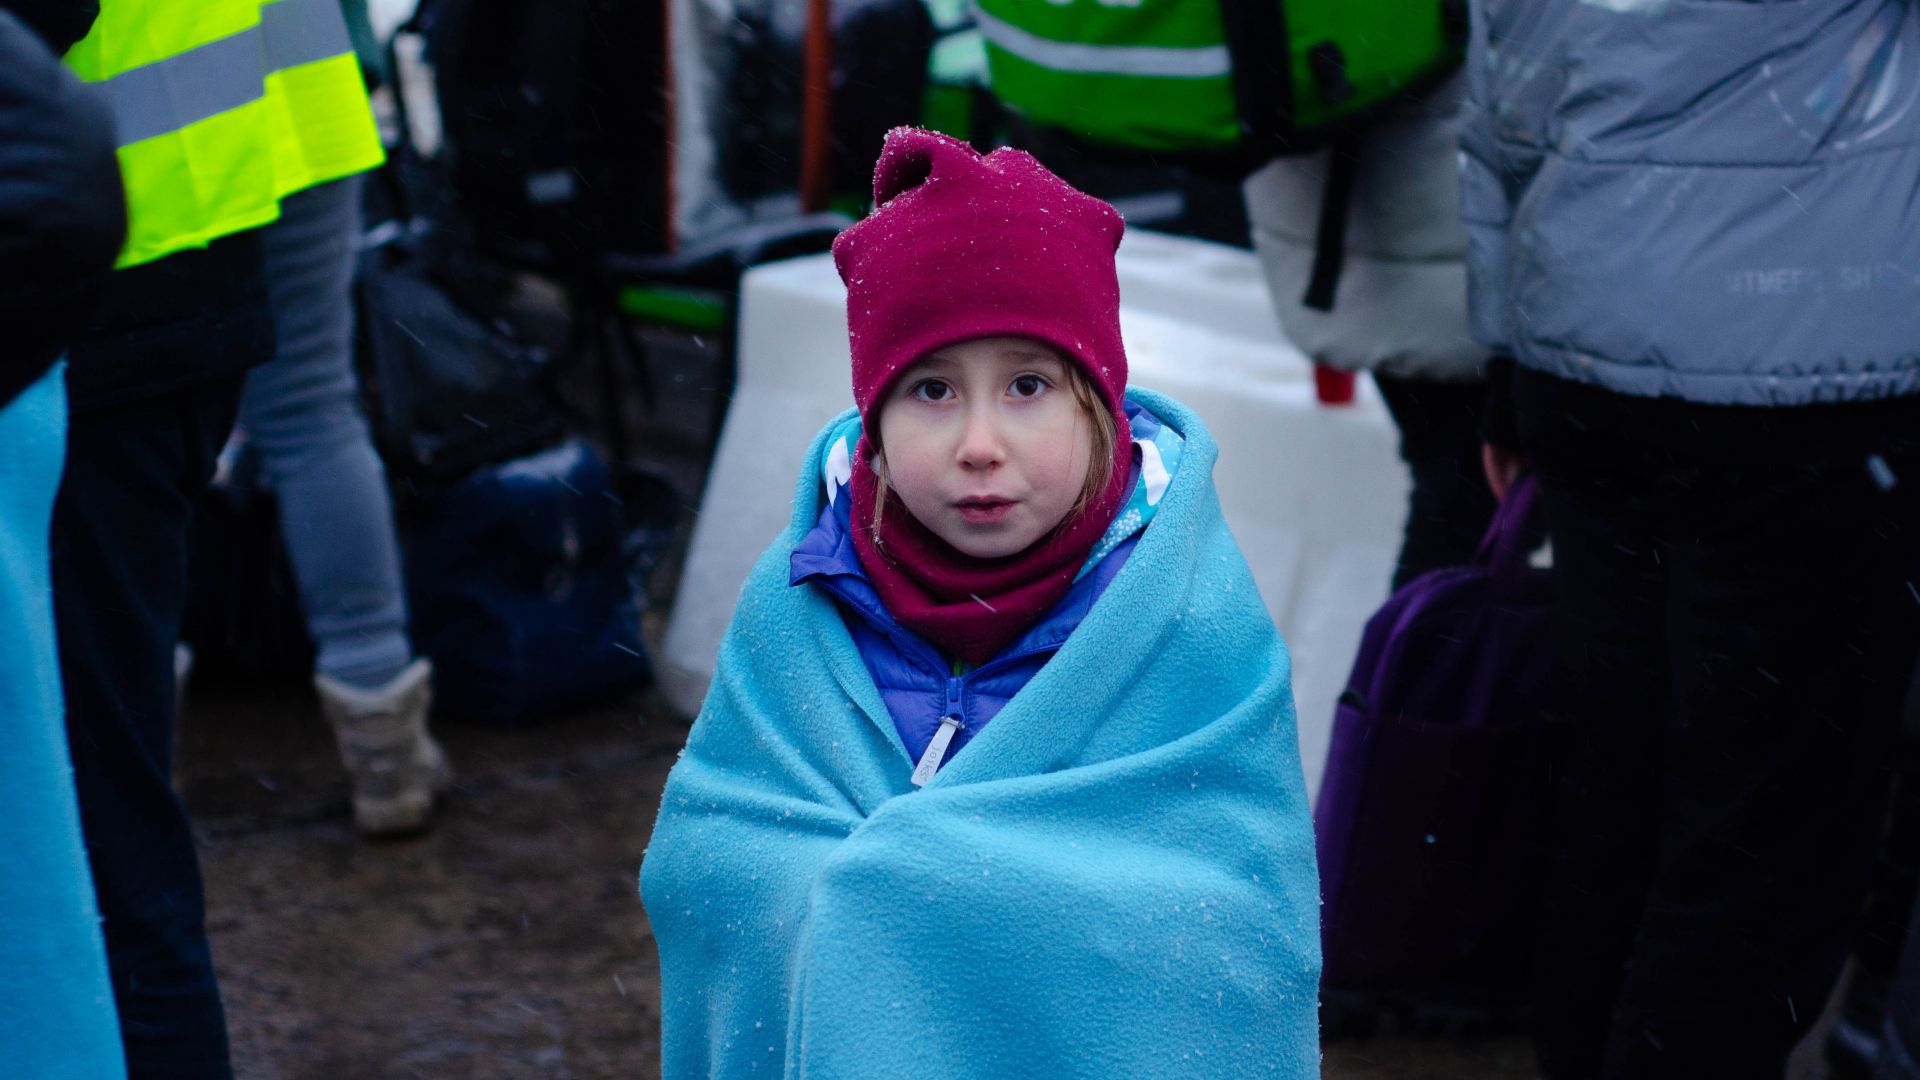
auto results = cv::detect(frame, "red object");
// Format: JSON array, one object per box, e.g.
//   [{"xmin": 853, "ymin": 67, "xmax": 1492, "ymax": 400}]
[
  {"xmin": 799, "ymin": 0, "xmax": 833, "ymax": 213},
  {"xmin": 1315, "ymin": 364, "xmax": 1357, "ymax": 406},
  {"xmin": 832, "ymin": 128, "xmax": 1132, "ymax": 438},
  {"xmin": 831, "ymin": 128, "xmax": 1138, "ymax": 663}
]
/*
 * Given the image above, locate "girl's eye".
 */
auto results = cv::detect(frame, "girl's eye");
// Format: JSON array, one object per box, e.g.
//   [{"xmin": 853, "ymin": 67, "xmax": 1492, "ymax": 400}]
[
  {"xmin": 1009, "ymin": 374, "xmax": 1048, "ymax": 399},
  {"xmin": 911, "ymin": 379, "xmax": 953, "ymax": 402}
]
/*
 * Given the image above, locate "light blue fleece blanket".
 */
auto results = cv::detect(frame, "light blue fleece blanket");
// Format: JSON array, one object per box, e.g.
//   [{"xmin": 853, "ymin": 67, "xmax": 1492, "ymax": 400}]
[
  {"xmin": 642, "ymin": 388, "xmax": 1320, "ymax": 1080},
  {"xmin": 0, "ymin": 366, "xmax": 125, "ymax": 1078}
]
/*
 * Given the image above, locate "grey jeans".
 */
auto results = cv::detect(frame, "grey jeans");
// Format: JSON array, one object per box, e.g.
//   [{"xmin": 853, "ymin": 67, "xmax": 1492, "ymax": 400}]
[{"xmin": 239, "ymin": 175, "xmax": 412, "ymax": 688}]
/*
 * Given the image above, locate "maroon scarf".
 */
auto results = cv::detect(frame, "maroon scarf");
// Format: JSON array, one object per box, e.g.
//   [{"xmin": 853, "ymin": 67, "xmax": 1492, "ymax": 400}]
[{"xmin": 848, "ymin": 431, "xmax": 1132, "ymax": 665}]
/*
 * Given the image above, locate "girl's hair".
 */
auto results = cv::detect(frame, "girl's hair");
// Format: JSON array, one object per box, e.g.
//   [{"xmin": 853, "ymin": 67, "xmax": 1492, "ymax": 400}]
[{"xmin": 868, "ymin": 362, "xmax": 1119, "ymax": 544}]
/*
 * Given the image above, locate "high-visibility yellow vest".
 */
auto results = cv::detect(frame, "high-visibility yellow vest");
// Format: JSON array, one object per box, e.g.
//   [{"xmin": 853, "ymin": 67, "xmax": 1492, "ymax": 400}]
[
  {"xmin": 259, "ymin": 0, "xmax": 385, "ymax": 202},
  {"xmin": 66, "ymin": 0, "xmax": 384, "ymax": 269}
]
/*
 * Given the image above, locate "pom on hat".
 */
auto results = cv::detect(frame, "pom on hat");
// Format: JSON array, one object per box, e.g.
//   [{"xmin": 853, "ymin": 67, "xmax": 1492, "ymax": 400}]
[{"xmin": 831, "ymin": 128, "xmax": 1130, "ymax": 433}]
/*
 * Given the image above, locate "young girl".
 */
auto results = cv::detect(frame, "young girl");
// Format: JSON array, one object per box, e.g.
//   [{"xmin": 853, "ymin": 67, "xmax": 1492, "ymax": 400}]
[{"xmin": 642, "ymin": 128, "xmax": 1320, "ymax": 1079}]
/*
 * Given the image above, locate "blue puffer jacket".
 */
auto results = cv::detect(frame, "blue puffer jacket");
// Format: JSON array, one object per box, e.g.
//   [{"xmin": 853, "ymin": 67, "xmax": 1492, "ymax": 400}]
[
  {"xmin": 790, "ymin": 401, "xmax": 1181, "ymax": 774},
  {"xmin": 1462, "ymin": 0, "xmax": 1920, "ymax": 406}
]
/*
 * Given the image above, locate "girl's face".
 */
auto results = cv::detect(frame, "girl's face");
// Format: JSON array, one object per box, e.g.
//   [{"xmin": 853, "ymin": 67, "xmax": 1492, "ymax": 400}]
[{"xmin": 875, "ymin": 337, "xmax": 1096, "ymax": 559}]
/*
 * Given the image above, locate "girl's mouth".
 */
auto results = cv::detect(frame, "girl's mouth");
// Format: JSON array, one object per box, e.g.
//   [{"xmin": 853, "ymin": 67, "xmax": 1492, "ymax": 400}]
[{"xmin": 954, "ymin": 497, "xmax": 1014, "ymax": 523}]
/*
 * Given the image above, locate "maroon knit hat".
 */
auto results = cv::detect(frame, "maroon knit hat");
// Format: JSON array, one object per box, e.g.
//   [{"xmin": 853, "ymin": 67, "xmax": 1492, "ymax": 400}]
[{"xmin": 831, "ymin": 128, "xmax": 1130, "ymax": 430}]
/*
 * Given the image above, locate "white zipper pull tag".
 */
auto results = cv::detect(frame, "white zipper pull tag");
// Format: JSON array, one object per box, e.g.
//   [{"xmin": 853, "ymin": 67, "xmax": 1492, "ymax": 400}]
[{"xmin": 910, "ymin": 715, "xmax": 964, "ymax": 787}]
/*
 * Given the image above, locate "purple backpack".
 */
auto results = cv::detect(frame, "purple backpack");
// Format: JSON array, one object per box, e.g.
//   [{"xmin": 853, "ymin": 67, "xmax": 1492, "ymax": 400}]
[{"xmin": 1314, "ymin": 474, "xmax": 1564, "ymax": 1022}]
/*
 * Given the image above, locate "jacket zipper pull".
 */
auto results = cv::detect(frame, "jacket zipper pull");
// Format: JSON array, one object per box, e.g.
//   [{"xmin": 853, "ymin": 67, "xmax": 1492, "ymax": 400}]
[{"xmin": 911, "ymin": 715, "xmax": 964, "ymax": 787}]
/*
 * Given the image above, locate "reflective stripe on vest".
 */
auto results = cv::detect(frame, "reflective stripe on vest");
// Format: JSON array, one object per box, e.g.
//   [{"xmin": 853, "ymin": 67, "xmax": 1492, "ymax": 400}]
[
  {"xmin": 261, "ymin": 0, "xmax": 383, "ymax": 201},
  {"xmin": 68, "ymin": 0, "xmax": 278, "ymax": 267},
  {"xmin": 93, "ymin": 0, "xmax": 355, "ymax": 147},
  {"xmin": 973, "ymin": 6, "xmax": 1231, "ymax": 79},
  {"xmin": 95, "ymin": 30, "xmax": 265, "ymax": 147},
  {"xmin": 263, "ymin": 0, "xmax": 355, "ymax": 68},
  {"xmin": 969, "ymin": 0, "xmax": 1244, "ymax": 152},
  {"xmin": 69, "ymin": 0, "xmax": 380, "ymax": 269}
]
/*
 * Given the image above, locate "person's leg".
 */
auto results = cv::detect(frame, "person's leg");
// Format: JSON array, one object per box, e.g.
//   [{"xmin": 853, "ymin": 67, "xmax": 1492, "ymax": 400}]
[
  {"xmin": 1515, "ymin": 375, "xmax": 1670, "ymax": 1080},
  {"xmin": 1373, "ymin": 372, "xmax": 1499, "ymax": 590},
  {"xmin": 1878, "ymin": 885, "xmax": 1920, "ymax": 1077},
  {"xmin": 1600, "ymin": 440, "xmax": 1920, "ymax": 1078},
  {"xmin": 240, "ymin": 175, "xmax": 447, "ymax": 836},
  {"xmin": 1829, "ymin": 708, "xmax": 1920, "ymax": 1076},
  {"xmin": 240, "ymin": 175, "xmax": 412, "ymax": 689},
  {"xmin": 54, "ymin": 375, "xmax": 245, "ymax": 1080}
]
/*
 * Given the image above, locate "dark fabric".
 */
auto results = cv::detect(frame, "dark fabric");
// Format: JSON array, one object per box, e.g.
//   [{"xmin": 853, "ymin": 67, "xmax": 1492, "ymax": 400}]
[
  {"xmin": 1512, "ymin": 367, "xmax": 1920, "ymax": 1080},
  {"xmin": 1834, "ymin": 759, "xmax": 1920, "ymax": 1075},
  {"xmin": 1478, "ymin": 354, "xmax": 1519, "ymax": 453},
  {"xmin": 423, "ymin": 0, "xmax": 669, "ymax": 262},
  {"xmin": 65, "ymin": 229, "xmax": 275, "ymax": 412},
  {"xmin": 1858, "ymin": 752, "xmax": 1920, "ymax": 989},
  {"xmin": 1883, "ymin": 886, "xmax": 1920, "ymax": 1079},
  {"xmin": 1373, "ymin": 371, "xmax": 1498, "ymax": 591},
  {"xmin": 0, "ymin": 0, "xmax": 97, "ymax": 52},
  {"xmin": 0, "ymin": 7, "xmax": 124, "ymax": 406},
  {"xmin": 352, "ymin": 225, "xmax": 564, "ymax": 493},
  {"xmin": 1316, "ymin": 476, "xmax": 1561, "ymax": 1016},
  {"xmin": 337, "ymin": 0, "xmax": 385, "ymax": 88},
  {"xmin": 1301, "ymin": 135, "xmax": 1359, "ymax": 313},
  {"xmin": 53, "ymin": 375, "xmax": 245, "ymax": 1080}
]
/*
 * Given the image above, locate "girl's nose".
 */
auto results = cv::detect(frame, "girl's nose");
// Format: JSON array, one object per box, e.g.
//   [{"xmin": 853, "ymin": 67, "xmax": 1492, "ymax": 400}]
[{"xmin": 955, "ymin": 405, "xmax": 1006, "ymax": 470}]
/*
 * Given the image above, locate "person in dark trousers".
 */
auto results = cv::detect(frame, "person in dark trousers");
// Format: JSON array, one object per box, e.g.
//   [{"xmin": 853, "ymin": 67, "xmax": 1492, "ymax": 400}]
[
  {"xmin": 1242, "ymin": 75, "xmax": 1495, "ymax": 592},
  {"xmin": 1463, "ymin": 2, "xmax": 1920, "ymax": 1077},
  {"xmin": 1831, "ymin": 750, "xmax": 1920, "ymax": 1076},
  {"xmin": 55, "ymin": 255, "xmax": 266, "ymax": 1079},
  {"xmin": 0, "ymin": 6, "xmax": 131, "ymax": 1076},
  {"xmin": 1876, "ymin": 881, "xmax": 1920, "ymax": 1078},
  {"xmin": 7, "ymin": 3, "xmax": 273, "ymax": 1078},
  {"xmin": 48, "ymin": 0, "xmax": 384, "ymax": 1073}
]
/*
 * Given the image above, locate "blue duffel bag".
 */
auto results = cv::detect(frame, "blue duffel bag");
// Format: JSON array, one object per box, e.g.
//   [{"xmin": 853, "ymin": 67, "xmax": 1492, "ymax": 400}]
[{"xmin": 403, "ymin": 438, "xmax": 651, "ymax": 724}]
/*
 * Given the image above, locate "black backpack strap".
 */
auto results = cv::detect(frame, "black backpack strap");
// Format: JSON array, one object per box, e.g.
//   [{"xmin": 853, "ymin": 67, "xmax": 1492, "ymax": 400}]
[{"xmin": 1302, "ymin": 133, "xmax": 1359, "ymax": 312}]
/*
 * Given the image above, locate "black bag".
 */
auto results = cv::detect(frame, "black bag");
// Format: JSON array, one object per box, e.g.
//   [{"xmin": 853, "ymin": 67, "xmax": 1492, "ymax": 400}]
[{"xmin": 352, "ymin": 226, "xmax": 566, "ymax": 501}]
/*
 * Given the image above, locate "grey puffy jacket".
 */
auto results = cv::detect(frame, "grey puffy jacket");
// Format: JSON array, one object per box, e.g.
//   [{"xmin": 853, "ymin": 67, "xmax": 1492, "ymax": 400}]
[
  {"xmin": 1243, "ymin": 75, "xmax": 1483, "ymax": 382},
  {"xmin": 1462, "ymin": 0, "xmax": 1920, "ymax": 406}
]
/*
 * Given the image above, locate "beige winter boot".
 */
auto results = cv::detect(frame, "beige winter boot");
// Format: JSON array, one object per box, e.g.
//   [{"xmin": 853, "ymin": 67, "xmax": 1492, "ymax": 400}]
[{"xmin": 314, "ymin": 658, "xmax": 453, "ymax": 837}]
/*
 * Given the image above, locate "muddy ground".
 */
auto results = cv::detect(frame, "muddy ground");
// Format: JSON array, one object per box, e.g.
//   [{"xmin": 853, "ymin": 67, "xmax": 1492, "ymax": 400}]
[{"xmin": 179, "ymin": 679, "xmax": 1542, "ymax": 1079}]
